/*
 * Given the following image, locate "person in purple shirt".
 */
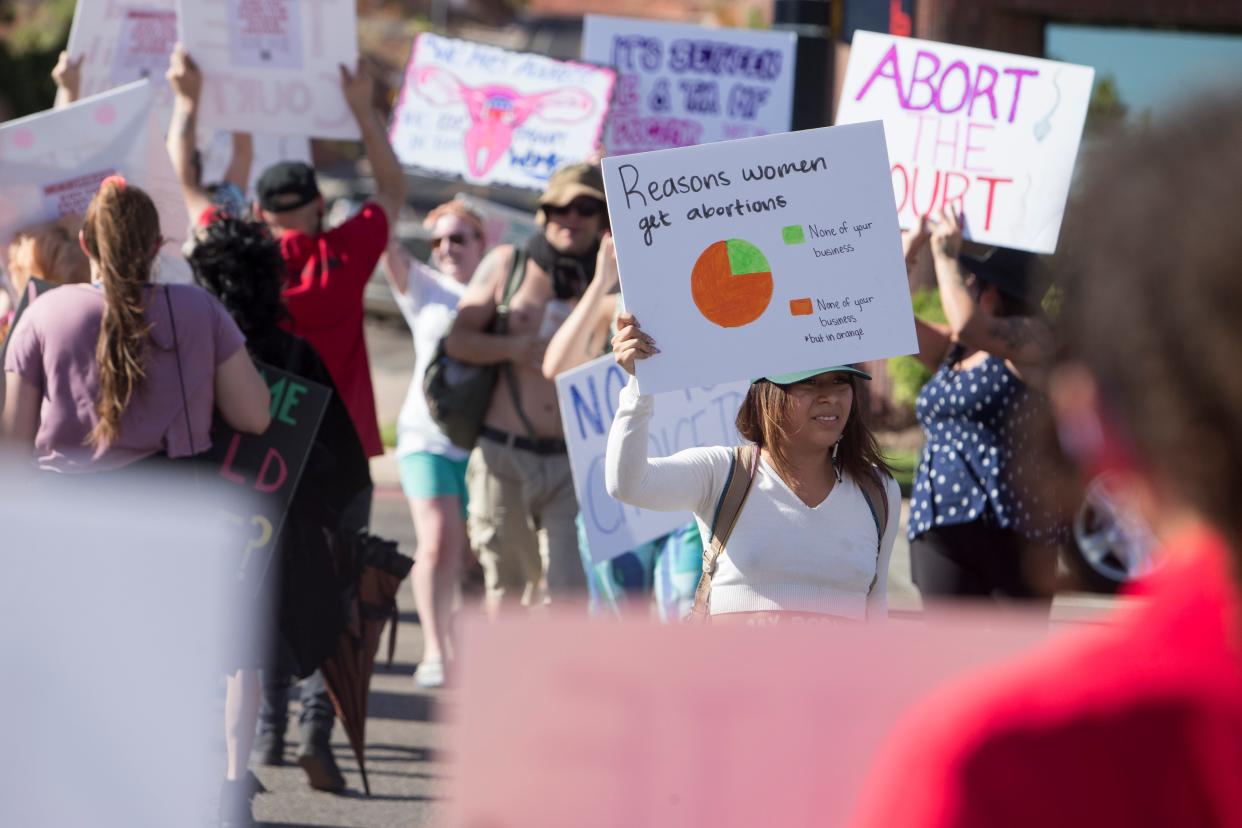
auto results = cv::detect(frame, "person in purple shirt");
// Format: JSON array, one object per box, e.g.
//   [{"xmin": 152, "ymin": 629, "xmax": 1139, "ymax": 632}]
[{"xmin": 0, "ymin": 178, "xmax": 271, "ymax": 827}]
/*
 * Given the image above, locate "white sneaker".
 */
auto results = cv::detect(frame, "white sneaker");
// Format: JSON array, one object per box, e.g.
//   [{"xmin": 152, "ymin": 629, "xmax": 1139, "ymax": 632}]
[{"xmin": 413, "ymin": 659, "xmax": 445, "ymax": 689}]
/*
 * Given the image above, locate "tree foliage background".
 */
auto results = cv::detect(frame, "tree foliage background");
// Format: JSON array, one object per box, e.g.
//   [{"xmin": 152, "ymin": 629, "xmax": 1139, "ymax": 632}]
[{"xmin": 0, "ymin": 0, "xmax": 75, "ymax": 119}]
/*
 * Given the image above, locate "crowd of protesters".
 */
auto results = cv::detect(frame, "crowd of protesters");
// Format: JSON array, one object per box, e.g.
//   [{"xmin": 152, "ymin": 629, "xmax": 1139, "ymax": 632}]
[{"xmin": 5, "ymin": 26, "xmax": 1242, "ymax": 828}]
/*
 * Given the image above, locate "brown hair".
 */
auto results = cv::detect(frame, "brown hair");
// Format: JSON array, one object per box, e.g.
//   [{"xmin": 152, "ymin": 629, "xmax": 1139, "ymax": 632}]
[
  {"xmin": 1052, "ymin": 93, "xmax": 1242, "ymax": 545},
  {"xmin": 422, "ymin": 199, "xmax": 487, "ymax": 244},
  {"xmin": 735, "ymin": 373, "xmax": 891, "ymax": 491},
  {"xmin": 6, "ymin": 216, "xmax": 90, "ymax": 291},
  {"xmin": 81, "ymin": 179, "xmax": 162, "ymax": 447}
]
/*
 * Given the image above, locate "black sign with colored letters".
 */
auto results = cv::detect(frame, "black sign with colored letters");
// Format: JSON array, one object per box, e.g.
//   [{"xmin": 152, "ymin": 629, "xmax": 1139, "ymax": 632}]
[{"xmin": 205, "ymin": 361, "xmax": 329, "ymax": 589}]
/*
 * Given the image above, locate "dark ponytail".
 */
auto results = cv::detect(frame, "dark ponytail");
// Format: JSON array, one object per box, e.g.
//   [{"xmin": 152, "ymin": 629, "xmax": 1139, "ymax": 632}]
[{"xmin": 82, "ymin": 178, "xmax": 162, "ymax": 447}]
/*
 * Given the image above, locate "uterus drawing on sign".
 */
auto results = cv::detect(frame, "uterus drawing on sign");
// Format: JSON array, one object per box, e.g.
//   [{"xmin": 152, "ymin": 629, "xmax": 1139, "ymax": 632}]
[{"xmin": 412, "ymin": 65, "xmax": 595, "ymax": 179}]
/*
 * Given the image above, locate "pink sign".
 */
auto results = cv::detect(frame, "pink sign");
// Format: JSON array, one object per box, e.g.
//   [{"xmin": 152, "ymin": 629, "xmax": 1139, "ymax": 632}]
[
  {"xmin": 112, "ymin": 9, "xmax": 178, "ymax": 86},
  {"xmin": 836, "ymin": 32, "xmax": 1094, "ymax": 254},
  {"xmin": 66, "ymin": 0, "xmax": 179, "ymax": 119},
  {"xmin": 390, "ymin": 33, "xmax": 615, "ymax": 190},
  {"xmin": 448, "ymin": 607, "xmax": 1056, "ymax": 828},
  {"xmin": 177, "ymin": 0, "xmax": 359, "ymax": 140},
  {"xmin": 42, "ymin": 170, "xmax": 117, "ymax": 218},
  {"xmin": 0, "ymin": 81, "xmax": 192, "ymax": 284},
  {"xmin": 228, "ymin": 0, "xmax": 303, "ymax": 70}
]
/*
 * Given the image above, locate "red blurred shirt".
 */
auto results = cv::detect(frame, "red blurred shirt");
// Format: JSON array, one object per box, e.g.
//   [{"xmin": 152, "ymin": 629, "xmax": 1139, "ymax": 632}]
[
  {"xmin": 852, "ymin": 528, "xmax": 1242, "ymax": 828},
  {"xmin": 275, "ymin": 203, "xmax": 388, "ymax": 458}
]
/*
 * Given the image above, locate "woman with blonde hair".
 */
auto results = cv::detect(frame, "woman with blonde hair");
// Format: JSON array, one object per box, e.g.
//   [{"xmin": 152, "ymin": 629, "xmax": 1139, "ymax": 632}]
[
  {"xmin": 383, "ymin": 198, "xmax": 489, "ymax": 688},
  {"xmin": 606, "ymin": 314, "xmax": 900, "ymax": 623}
]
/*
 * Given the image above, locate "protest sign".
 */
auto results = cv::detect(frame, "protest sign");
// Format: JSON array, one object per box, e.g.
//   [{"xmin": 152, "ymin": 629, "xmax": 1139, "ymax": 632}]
[
  {"xmin": 176, "ymin": 0, "xmax": 360, "ymax": 140},
  {"xmin": 66, "ymin": 0, "xmax": 179, "ymax": 117},
  {"xmin": 199, "ymin": 131, "xmax": 313, "ymax": 197},
  {"xmin": 205, "ymin": 363, "xmax": 329, "ymax": 589},
  {"xmin": 556, "ymin": 355, "xmax": 747, "ymax": 564},
  {"xmin": 582, "ymin": 15, "xmax": 795, "ymax": 155},
  {"xmin": 390, "ymin": 33, "xmax": 616, "ymax": 189},
  {"xmin": 0, "ymin": 80, "xmax": 193, "ymax": 285},
  {"xmin": 451, "ymin": 608, "xmax": 1052, "ymax": 828},
  {"xmin": 602, "ymin": 121, "xmax": 917, "ymax": 395},
  {"xmin": 836, "ymin": 31, "xmax": 1094, "ymax": 253}
]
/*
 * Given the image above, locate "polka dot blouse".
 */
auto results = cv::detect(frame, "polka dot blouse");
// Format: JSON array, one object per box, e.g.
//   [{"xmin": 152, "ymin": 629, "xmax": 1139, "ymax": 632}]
[{"xmin": 908, "ymin": 348, "xmax": 1064, "ymax": 544}]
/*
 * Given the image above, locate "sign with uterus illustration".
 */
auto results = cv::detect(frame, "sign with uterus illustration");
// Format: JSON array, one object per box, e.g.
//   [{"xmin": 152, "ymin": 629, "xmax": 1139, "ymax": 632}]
[{"xmin": 390, "ymin": 33, "xmax": 616, "ymax": 190}]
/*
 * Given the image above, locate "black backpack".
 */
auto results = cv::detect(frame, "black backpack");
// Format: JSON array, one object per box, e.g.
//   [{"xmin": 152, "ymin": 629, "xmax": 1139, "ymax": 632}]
[{"xmin": 422, "ymin": 246, "xmax": 528, "ymax": 450}]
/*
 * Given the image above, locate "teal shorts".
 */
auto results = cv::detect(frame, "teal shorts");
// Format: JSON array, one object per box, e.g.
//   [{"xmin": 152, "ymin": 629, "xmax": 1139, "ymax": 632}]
[{"xmin": 398, "ymin": 452, "xmax": 469, "ymax": 517}]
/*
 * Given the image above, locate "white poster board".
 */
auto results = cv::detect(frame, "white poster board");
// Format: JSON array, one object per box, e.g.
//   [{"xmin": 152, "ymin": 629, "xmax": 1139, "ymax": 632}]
[
  {"xmin": 582, "ymin": 15, "xmax": 795, "ymax": 155},
  {"xmin": 199, "ymin": 131, "xmax": 313, "ymax": 197},
  {"xmin": 836, "ymin": 31, "xmax": 1094, "ymax": 253},
  {"xmin": 602, "ymin": 121, "xmax": 917, "ymax": 396},
  {"xmin": 176, "ymin": 0, "xmax": 360, "ymax": 140},
  {"xmin": 0, "ymin": 81, "xmax": 192, "ymax": 284},
  {"xmin": 556, "ymin": 355, "xmax": 747, "ymax": 564},
  {"xmin": 66, "ymin": 0, "xmax": 180, "ymax": 120},
  {"xmin": 390, "ymin": 33, "xmax": 616, "ymax": 189}
]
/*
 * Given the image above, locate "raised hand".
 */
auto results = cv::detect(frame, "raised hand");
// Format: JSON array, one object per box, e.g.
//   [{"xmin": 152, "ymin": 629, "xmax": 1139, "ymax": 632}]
[
  {"xmin": 166, "ymin": 44, "xmax": 202, "ymax": 103},
  {"xmin": 931, "ymin": 205, "xmax": 964, "ymax": 260},
  {"xmin": 339, "ymin": 60, "xmax": 375, "ymax": 120},
  {"xmin": 611, "ymin": 312, "xmax": 659, "ymax": 376},
  {"xmin": 51, "ymin": 51, "xmax": 84, "ymax": 104}
]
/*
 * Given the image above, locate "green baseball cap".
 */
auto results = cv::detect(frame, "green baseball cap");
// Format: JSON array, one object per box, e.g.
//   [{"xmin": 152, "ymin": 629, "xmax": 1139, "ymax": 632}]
[{"xmin": 757, "ymin": 366, "xmax": 872, "ymax": 385}]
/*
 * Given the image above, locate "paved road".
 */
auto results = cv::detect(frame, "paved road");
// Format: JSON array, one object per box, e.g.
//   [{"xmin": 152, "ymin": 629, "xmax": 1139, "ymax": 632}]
[{"xmin": 248, "ymin": 318, "xmax": 1121, "ymax": 827}]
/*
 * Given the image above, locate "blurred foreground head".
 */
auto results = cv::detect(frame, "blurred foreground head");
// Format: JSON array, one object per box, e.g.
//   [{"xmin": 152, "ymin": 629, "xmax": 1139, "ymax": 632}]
[{"xmin": 1052, "ymin": 94, "xmax": 1242, "ymax": 548}]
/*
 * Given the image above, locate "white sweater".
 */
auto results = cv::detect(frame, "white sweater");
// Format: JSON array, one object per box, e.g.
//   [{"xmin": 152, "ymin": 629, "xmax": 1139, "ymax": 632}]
[{"xmin": 606, "ymin": 377, "xmax": 900, "ymax": 620}]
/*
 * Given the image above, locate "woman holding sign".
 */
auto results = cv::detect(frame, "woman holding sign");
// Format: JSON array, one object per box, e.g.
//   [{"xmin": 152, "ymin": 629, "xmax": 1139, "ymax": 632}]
[
  {"xmin": 903, "ymin": 208, "xmax": 1064, "ymax": 607},
  {"xmin": 606, "ymin": 314, "xmax": 900, "ymax": 623}
]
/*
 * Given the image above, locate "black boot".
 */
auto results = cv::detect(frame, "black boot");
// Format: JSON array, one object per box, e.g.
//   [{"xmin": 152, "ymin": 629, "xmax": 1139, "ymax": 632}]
[
  {"xmin": 251, "ymin": 728, "xmax": 285, "ymax": 767},
  {"xmin": 296, "ymin": 731, "xmax": 346, "ymax": 793}
]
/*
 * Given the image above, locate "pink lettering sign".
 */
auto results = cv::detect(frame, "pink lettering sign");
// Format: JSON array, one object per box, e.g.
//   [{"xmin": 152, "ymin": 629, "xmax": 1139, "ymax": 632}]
[{"xmin": 837, "ymin": 32, "xmax": 1094, "ymax": 254}]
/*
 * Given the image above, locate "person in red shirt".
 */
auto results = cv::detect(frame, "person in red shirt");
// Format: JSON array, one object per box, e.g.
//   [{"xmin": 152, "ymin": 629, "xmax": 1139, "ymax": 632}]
[
  {"xmin": 166, "ymin": 45, "xmax": 405, "ymax": 462},
  {"xmin": 850, "ymin": 95, "xmax": 1242, "ymax": 828},
  {"xmin": 251, "ymin": 86, "xmax": 405, "ymax": 462}
]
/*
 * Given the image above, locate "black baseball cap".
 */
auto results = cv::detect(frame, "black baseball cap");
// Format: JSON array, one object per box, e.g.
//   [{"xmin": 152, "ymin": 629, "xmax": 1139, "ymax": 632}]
[
  {"xmin": 255, "ymin": 161, "xmax": 321, "ymax": 213},
  {"xmin": 959, "ymin": 246, "xmax": 1049, "ymax": 306}
]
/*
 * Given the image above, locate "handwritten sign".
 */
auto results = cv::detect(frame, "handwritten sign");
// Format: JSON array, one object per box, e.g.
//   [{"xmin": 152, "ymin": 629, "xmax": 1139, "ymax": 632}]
[
  {"xmin": 390, "ymin": 33, "xmax": 616, "ymax": 189},
  {"xmin": 582, "ymin": 15, "xmax": 795, "ymax": 155},
  {"xmin": 555, "ymin": 355, "xmax": 747, "ymax": 564},
  {"xmin": 66, "ymin": 0, "xmax": 179, "ymax": 117},
  {"xmin": 602, "ymin": 122, "xmax": 917, "ymax": 395},
  {"xmin": 205, "ymin": 363, "xmax": 329, "ymax": 590},
  {"xmin": 450, "ymin": 608, "xmax": 1052, "ymax": 828},
  {"xmin": 0, "ymin": 80, "xmax": 193, "ymax": 285},
  {"xmin": 836, "ymin": 31, "xmax": 1094, "ymax": 253},
  {"xmin": 176, "ymin": 0, "xmax": 360, "ymax": 140}
]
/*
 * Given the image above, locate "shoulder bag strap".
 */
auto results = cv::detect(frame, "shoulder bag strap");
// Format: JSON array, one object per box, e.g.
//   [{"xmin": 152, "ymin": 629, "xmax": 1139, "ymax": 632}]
[
  {"xmin": 857, "ymin": 469, "xmax": 890, "ymax": 595},
  {"xmin": 689, "ymin": 443, "xmax": 760, "ymax": 622},
  {"xmin": 497, "ymin": 246, "xmax": 538, "ymax": 438},
  {"xmin": 164, "ymin": 286, "xmax": 196, "ymax": 456}
]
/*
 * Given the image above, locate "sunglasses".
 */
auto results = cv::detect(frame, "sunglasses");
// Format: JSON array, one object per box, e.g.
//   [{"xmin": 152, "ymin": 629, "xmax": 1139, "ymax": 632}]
[
  {"xmin": 546, "ymin": 199, "xmax": 604, "ymax": 219},
  {"xmin": 431, "ymin": 232, "xmax": 473, "ymax": 248}
]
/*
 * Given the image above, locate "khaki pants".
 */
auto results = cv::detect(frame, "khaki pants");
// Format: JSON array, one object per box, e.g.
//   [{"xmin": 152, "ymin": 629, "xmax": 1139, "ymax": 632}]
[{"xmin": 467, "ymin": 437, "xmax": 584, "ymax": 609}]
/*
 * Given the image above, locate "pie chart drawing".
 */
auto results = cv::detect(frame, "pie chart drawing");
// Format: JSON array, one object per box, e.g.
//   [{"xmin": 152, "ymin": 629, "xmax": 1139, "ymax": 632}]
[{"xmin": 690, "ymin": 239, "xmax": 774, "ymax": 328}]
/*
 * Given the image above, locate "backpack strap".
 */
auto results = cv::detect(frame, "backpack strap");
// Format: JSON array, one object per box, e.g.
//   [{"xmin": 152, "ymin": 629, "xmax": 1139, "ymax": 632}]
[
  {"xmin": 497, "ymin": 246, "xmax": 538, "ymax": 438},
  {"xmin": 690, "ymin": 443, "xmax": 760, "ymax": 621},
  {"xmin": 856, "ymin": 468, "xmax": 891, "ymax": 595}
]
